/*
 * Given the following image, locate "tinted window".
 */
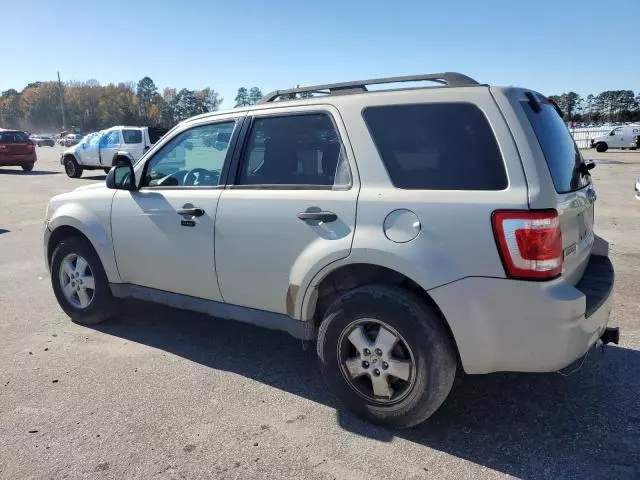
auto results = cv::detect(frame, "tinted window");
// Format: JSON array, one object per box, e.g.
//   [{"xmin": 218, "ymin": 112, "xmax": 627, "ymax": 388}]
[
  {"xmin": 238, "ymin": 113, "xmax": 350, "ymax": 187},
  {"xmin": 142, "ymin": 121, "xmax": 235, "ymax": 188},
  {"xmin": 522, "ymin": 97, "xmax": 590, "ymax": 193},
  {"xmin": 363, "ymin": 103, "xmax": 507, "ymax": 190},
  {"xmin": 122, "ymin": 129, "xmax": 142, "ymax": 144},
  {"xmin": 0, "ymin": 131, "xmax": 29, "ymax": 143}
]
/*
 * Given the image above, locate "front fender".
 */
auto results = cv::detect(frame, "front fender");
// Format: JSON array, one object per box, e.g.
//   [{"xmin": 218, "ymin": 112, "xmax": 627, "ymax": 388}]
[{"xmin": 47, "ymin": 202, "xmax": 121, "ymax": 283}]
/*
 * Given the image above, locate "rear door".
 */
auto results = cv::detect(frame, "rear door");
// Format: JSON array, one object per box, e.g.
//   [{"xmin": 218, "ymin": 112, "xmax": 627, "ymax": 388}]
[
  {"xmin": 214, "ymin": 106, "xmax": 358, "ymax": 316},
  {"xmin": 509, "ymin": 90, "xmax": 596, "ymax": 284}
]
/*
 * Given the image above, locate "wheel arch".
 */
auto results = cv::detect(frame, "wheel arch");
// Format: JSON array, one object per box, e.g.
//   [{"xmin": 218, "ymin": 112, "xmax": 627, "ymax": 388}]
[{"xmin": 300, "ymin": 261, "xmax": 460, "ymax": 359}]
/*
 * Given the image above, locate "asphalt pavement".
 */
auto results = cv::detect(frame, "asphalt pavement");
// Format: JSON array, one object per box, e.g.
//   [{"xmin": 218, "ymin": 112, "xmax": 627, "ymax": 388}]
[{"xmin": 0, "ymin": 146, "xmax": 638, "ymax": 480}]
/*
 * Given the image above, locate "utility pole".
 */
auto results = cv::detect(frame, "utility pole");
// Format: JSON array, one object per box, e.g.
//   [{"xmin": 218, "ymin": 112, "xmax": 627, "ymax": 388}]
[{"xmin": 57, "ymin": 71, "xmax": 67, "ymax": 130}]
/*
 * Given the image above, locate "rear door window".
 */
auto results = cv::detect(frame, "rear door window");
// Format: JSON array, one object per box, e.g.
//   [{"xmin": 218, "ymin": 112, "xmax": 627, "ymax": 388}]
[
  {"xmin": 363, "ymin": 103, "xmax": 507, "ymax": 190},
  {"xmin": 122, "ymin": 129, "xmax": 143, "ymax": 144},
  {"xmin": 521, "ymin": 95, "xmax": 590, "ymax": 193}
]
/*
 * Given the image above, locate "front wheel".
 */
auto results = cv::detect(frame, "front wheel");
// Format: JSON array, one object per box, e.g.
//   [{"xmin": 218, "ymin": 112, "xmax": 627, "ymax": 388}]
[
  {"xmin": 50, "ymin": 236, "xmax": 114, "ymax": 325},
  {"xmin": 21, "ymin": 164, "xmax": 34, "ymax": 172},
  {"xmin": 595, "ymin": 142, "xmax": 608, "ymax": 153},
  {"xmin": 64, "ymin": 156, "xmax": 82, "ymax": 178},
  {"xmin": 317, "ymin": 284, "xmax": 457, "ymax": 429}
]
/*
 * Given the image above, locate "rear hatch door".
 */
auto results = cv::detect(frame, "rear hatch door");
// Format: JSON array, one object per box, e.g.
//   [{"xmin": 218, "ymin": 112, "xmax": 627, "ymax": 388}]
[
  {"xmin": 0, "ymin": 131, "xmax": 33, "ymax": 156},
  {"xmin": 518, "ymin": 92, "xmax": 595, "ymax": 284}
]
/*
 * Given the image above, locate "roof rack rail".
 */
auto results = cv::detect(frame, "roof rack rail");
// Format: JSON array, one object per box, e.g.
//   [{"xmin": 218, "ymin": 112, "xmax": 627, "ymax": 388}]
[{"xmin": 259, "ymin": 72, "xmax": 479, "ymax": 104}]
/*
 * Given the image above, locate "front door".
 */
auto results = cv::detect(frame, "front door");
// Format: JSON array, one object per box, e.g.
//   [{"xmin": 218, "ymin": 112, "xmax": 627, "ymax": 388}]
[
  {"xmin": 99, "ymin": 130, "xmax": 122, "ymax": 166},
  {"xmin": 608, "ymin": 127, "xmax": 624, "ymax": 148},
  {"xmin": 214, "ymin": 108, "xmax": 359, "ymax": 316},
  {"xmin": 111, "ymin": 117, "xmax": 241, "ymax": 301}
]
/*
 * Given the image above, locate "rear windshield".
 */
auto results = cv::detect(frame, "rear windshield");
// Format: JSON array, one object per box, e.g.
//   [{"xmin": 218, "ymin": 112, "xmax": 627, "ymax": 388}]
[
  {"xmin": 363, "ymin": 103, "xmax": 507, "ymax": 190},
  {"xmin": 0, "ymin": 131, "xmax": 29, "ymax": 143},
  {"xmin": 122, "ymin": 129, "xmax": 143, "ymax": 144},
  {"xmin": 521, "ymin": 96, "xmax": 590, "ymax": 193}
]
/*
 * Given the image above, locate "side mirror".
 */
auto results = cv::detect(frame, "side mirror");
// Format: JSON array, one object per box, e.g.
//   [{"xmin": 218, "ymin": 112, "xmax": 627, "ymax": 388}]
[{"xmin": 106, "ymin": 164, "xmax": 136, "ymax": 191}]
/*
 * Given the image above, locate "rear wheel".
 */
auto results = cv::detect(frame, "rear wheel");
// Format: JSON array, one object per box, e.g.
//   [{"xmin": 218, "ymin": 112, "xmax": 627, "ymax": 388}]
[
  {"xmin": 21, "ymin": 164, "xmax": 34, "ymax": 172},
  {"xmin": 64, "ymin": 156, "xmax": 82, "ymax": 178},
  {"xmin": 50, "ymin": 236, "xmax": 114, "ymax": 325},
  {"xmin": 317, "ymin": 284, "xmax": 457, "ymax": 428},
  {"xmin": 595, "ymin": 142, "xmax": 608, "ymax": 152}
]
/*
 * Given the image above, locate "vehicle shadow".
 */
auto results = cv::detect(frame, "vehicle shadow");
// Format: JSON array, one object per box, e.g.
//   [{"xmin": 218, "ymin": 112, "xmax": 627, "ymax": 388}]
[
  {"xmin": 0, "ymin": 229, "xmax": 9, "ymax": 235},
  {"xmin": 80, "ymin": 175, "xmax": 107, "ymax": 180},
  {"xmin": 0, "ymin": 169, "xmax": 61, "ymax": 175},
  {"xmin": 91, "ymin": 301, "xmax": 640, "ymax": 480}
]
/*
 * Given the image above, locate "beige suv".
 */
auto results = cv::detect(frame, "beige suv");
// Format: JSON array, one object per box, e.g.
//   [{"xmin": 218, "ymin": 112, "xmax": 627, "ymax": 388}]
[{"xmin": 43, "ymin": 73, "xmax": 617, "ymax": 428}]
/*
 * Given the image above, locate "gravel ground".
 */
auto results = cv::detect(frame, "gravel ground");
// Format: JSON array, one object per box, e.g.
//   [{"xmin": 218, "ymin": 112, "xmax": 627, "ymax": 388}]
[{"xmin": 0, "ymin": 146, "xmax": 638, "ymax": 480}]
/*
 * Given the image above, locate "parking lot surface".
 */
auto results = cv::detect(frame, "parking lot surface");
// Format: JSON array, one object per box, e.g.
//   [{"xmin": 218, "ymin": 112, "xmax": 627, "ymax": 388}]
[{"xmin": 0, "ymin": 146, "xmax": 639, "ymax": 480}]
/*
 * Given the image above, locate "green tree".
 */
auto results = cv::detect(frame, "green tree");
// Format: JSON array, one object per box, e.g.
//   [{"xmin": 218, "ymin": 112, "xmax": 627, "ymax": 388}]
[
  {"xmin": 174, "ymin": 88, "xmax": 199, "ymax": 121},
  {"xmin": 196, "ymin": 88, "xmax": 223, "ymax": 113},
  {"xmin": 234, "ymin": 87, "xmax": 250, "ymax": 107},
  {"xmin": 248, "ymin": 87, "xmax": 263, "ymax": 104},
  {"xmin": 0, "ymin": 89, "xmax": 21, "ymax": 129},
  {"xmin": 136, "ymin": 77, "xmax": 157, "ymax": 105}
]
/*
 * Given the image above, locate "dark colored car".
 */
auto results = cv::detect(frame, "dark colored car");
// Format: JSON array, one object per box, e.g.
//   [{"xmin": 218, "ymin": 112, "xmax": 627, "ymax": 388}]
[
  {"xmin": 0, "ymin": 129, "xmax": 37, "ymax": 171},
  {"xmin": 34, "ymin": 135, "xmax": 55, "ymax": 147}
]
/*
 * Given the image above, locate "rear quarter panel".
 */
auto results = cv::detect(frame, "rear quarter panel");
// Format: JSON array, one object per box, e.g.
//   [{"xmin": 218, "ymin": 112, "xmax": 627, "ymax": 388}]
[{"xmin": 299, "ymin": 87, "xmax": 530, "ymax": 319}]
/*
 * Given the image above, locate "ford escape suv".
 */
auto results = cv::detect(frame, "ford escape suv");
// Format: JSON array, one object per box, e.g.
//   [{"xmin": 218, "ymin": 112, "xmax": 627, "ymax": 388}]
[{"xmin": 43, "ymin": 73, "xmax": 616, "ymax": 428}]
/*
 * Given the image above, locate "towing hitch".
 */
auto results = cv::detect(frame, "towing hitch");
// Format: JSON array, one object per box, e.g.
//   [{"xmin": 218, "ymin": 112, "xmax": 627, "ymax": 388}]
[{"xmin": 600, "ymin": 327, "xmax": 619, "ymax": 345}]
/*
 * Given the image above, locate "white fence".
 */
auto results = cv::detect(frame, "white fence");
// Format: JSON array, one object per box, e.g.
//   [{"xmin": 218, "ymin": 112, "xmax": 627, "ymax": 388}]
[{"xmin": 569, "ymin": 127, "xmax": 610, "ymax": 149}]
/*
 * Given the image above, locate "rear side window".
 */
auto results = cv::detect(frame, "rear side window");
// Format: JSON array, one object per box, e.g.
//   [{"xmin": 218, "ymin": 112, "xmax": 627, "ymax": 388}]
[
  {"xmin": 363, "ymin": 103, "xmax": 507, "ymax": 190},
  {"xmin": 122, "ymin": 129, "xmax": 142, "ymax": 144},
  {"xmin": 521, "ymin": 96, "xmax": 590, "ymax": 193},
  {"xmin": 0, "ymin": 131, "xmax": 29, "ymax": 143}
]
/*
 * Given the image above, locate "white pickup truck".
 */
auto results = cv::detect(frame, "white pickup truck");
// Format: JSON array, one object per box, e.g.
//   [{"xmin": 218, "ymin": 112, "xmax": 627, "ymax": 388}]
[{"xmin": 61, "ymin": 126, "xmax": 165, "ymax": 178}]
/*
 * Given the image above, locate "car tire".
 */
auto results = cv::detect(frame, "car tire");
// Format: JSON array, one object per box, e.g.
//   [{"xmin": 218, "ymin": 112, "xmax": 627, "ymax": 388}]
[
  {"xmin": 64, "ymin": 156, "xmax": 83, "ymax": 178},
  {"xmin": 50, "ymin": 236, "xmax": 114, "ymax": 325},
  {"xmin": 317, "ymin": 284, "xmax": 457, "ymax": 429},
  {"xmin": 21, "ymin": 164, "xmax": 34, "ymax": 172},
  {"xmin": 595, "ymin": 142, "xmax": 608, "ymax": 153},
  {"xmin": 103, "ymin": 168, "xmax": 111, "ymax": 174}
]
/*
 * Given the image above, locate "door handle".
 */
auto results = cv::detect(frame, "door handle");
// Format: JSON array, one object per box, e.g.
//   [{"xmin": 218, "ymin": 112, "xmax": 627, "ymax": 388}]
[
  {"xmin": 297, "ymin": 211, "xmax": 337, "ymax": 223},
  {"xmin": 176, "ymin": 206, "xmax": 205, "ymax": 217}
]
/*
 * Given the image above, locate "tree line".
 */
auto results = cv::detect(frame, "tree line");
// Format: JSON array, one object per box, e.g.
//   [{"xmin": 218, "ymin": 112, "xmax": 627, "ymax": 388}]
[
  {"xmin": 0, "ymin": 77, "xmax": 225, "ymax": 133},
  {"xmin": 548, "ymin": 90, "xmax": 640, "ymax": 123}
]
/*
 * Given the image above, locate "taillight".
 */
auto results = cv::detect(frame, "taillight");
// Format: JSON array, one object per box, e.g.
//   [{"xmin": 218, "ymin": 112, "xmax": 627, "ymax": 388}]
[{"xmin": 492, "ymin": 210, "xmax": 563, "ymax": 280}]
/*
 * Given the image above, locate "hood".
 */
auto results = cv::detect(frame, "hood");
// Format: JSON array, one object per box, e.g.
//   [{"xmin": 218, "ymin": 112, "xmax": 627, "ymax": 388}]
[{"xmin": 63, "ymin": 144, "xmax": 79, "ymax": 156}]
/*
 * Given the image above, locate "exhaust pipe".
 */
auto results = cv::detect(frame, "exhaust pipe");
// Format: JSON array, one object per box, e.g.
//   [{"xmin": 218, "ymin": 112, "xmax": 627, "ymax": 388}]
[{"xmin": 600, "ymin": 327, "xmax": 619, "ymax": 345}]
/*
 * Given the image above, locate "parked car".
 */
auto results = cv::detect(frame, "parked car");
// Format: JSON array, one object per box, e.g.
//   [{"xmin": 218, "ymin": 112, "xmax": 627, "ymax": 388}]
[
  {"xmin": 31, "ymin": 134, "xmax": 56, "ymax": 147},
  {"xmin": 591, "ymin": 124, "xmax": 640, "ymax": 152},
  {"xmin": 63, "ymin": 134, "xmax": 82, "ymax": 147},
  {"xmin": 60, "ymin": 126, "xmax": 166, "ymax": 178},
  {"xmin": 43, "ymin": 73, "xmax": 617, "ymax": 428},
  {"xmin": 0, "ymin": 129, "xmax": 37, "ymax": 171}
]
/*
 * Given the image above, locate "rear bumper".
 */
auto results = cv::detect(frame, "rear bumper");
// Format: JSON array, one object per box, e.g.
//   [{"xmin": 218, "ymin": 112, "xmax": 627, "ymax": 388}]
[
  {"xmin": 429, "ymin": 254, "xmax": 615, "ymax": 374},
  {"xmin": 0, "ymin": 154, "xmax": 37, "ymax": 166}
]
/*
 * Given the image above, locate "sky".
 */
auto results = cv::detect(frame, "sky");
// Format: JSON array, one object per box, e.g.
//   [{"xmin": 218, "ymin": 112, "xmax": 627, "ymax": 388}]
[{"xmin": 3, "ymin": 0, "xmax": 639, "ymax": 108}]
